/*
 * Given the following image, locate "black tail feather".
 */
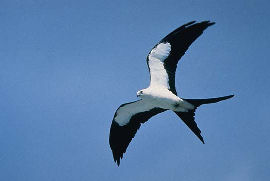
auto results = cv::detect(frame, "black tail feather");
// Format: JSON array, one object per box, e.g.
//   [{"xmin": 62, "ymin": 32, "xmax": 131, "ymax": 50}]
[
  {"xmin": 175, "ymin": 110, "xmax": 204, "ymax": 143},
  {"xmin": 184, "ymin": 95, "xmax": 234, "ymax": 107},
  {"xmin": 175, "ymin": 95, "xmax": 234, "ymax": 143}
]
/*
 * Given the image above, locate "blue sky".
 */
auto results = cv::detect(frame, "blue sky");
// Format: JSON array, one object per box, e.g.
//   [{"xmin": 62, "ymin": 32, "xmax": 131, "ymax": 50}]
[{"xmin": 0, "ymin": 0, "xmax": 270, "ymax": 180}]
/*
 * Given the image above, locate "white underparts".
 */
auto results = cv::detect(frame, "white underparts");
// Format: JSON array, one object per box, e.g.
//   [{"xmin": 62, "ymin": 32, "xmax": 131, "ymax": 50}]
[{"xmin": 139, "ymin": 87, "xmax": 194, "ymax": 112}]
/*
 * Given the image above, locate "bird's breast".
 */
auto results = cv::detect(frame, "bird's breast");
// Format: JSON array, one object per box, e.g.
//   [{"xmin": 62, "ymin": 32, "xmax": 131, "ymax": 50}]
[{"xmin": 142, "ymin": 88, "xmax": 182, "ymax": 110}]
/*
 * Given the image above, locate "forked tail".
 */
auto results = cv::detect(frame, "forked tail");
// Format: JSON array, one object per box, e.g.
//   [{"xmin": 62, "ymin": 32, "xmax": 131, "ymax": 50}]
[{"xmin": 174, "ymin": 95, "xmax": 234, "ymax": 143}]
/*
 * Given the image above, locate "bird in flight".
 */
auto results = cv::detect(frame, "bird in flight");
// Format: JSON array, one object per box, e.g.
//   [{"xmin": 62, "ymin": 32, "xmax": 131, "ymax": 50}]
[{"xmin": 109, "ymin": 21, "xmax": 234, "ymax": 166}]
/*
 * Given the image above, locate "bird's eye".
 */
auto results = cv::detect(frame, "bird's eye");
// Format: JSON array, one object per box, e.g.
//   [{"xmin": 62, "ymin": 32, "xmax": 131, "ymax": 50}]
[{"xmin": 140, "ymin": 91, "xmax": 143, "ymax": 94}]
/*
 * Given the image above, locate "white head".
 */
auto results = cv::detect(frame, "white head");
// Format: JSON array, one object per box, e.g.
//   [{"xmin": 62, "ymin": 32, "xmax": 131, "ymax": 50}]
[{"xmin": 136, "ymin": 89, "xmax": 146, "ymax": 97}]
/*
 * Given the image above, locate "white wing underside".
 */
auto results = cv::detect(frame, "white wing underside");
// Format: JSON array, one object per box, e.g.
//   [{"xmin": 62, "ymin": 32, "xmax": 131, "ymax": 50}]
[
  {"xmin": 114, "ymin": 100, "xmax": 156, "ymax": 126},
  {"xmin": 148, "ymin": 42, "xmax": 171, "ymax": 89}
]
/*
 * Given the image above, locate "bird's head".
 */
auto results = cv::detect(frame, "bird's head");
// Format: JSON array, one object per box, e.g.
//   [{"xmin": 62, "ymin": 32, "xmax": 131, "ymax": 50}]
[{"xmin": 136, "ymin": 89, "xmax": 145, "ymax": 97}]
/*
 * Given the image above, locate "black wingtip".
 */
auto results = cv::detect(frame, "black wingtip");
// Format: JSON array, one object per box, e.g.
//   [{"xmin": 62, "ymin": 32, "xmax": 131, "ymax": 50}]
[
  {"xmin": 184, "ymin": 21, "xmax": 196, "ymax": 27},
  {"xmin": 228, "ymin": 94, "xmax": 234, "ymax": 98},
  {"xmin": 204, "ymin": 21, "xmax": 216, "ymax": 26},
  {"xmin": 209, "ymin": 22, "xmax": 216, "ymax": 26},
  {"xmin": 198, "ymin": 135, "xmax": 205, "ymax": 144},
  {"xmin": 223, "ymin": 94, "xmax": 234, "ymax": 100},
  {"xmin": 113, "ymin": 156, "xmax": 121, "ymax": 166},
  {"xmin": 185, "ymin": 20, "xmax": 215, "ymax": 27}
]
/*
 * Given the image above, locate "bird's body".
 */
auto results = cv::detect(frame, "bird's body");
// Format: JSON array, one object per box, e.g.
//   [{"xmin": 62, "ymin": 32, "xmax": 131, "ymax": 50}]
[
  {"xmin": 109, "ymin": 21, "xmax": 234, "ymax": 166},
  {"xmin": 138, "ymin": 87, "xmax": 194, "ymax": 112}
]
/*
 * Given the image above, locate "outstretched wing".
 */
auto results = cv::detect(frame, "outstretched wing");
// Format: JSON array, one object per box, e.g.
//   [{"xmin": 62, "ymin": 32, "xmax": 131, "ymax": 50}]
[
  {"xmin": 109, "ymin": 100, "xmax": 165, "ymax": 166},
  {"xmin": 147, "ymin": 21, "xmax": 215, "ymax": 95}
]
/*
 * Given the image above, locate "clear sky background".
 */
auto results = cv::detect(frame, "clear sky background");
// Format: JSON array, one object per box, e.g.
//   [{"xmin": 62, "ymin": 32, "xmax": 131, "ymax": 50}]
[{"xmin": 1, "ymin": 0, "xmax": 269, "ymax": 180}]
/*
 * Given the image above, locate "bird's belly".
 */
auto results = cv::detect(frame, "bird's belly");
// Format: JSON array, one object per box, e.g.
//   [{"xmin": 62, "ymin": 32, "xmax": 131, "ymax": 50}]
[{"xmin": 142, "ymin": 91, "xmax": 187, "ymax": 111}]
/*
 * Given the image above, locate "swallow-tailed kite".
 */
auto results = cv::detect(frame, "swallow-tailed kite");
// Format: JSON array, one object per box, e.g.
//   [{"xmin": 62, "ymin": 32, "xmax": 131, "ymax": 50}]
[{"xmin": 109, "ymin": 21, "xmax": 234, "ymax": 166}]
